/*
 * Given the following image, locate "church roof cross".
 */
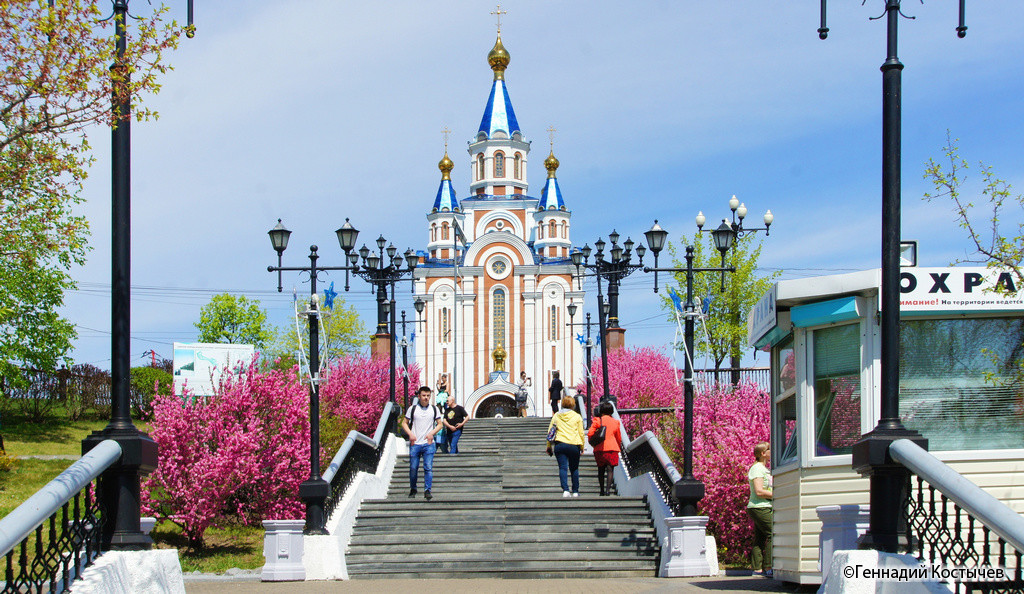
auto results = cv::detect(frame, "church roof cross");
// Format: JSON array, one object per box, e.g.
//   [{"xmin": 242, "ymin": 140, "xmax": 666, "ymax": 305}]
[{"xmin": 490, "ymin": 4, "xmax": 508, "ymax": 34}]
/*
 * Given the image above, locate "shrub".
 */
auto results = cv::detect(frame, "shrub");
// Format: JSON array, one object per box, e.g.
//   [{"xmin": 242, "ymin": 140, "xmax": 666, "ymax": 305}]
[
  {"xmin": 142, "ymin": 359, "xmax": 309, "ymax": 549},
  {"xmin": 576, "ymin": 348, "xmax": 771, "ymax": 565},
  {"xmin": 575, "ymin": 346, "xmax": 682, "ymax": 437},
  {"xmin": 129, "ymin": 365, "xmax": 172, "ymax": 421},
  {"xmin": 319, "ymin": 354, "xmax": 421, "ymax": 436},
  {"xmin": 682, "ymin": 382, "xmax": 771, "ymax": 565}
]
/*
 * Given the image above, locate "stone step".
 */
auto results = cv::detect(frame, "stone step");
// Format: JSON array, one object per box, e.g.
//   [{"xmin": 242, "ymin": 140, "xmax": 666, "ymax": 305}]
[
  {"xmin": 346, "ymin": 550, "xmax": 656, "ymax": 563},
  {"xmin": 346, "ymin": 527, "xmax": 655, "ymax": 543},
  {"xmin": 348, "ymin": 569, "xmax": 655, "ymax": 580},
  {"xmin": 360, "ymin": 496, "xmax": 643, "ymax": 507},
  {"xmin": 346, "ymin": 540, "xmax": 656, "ymax": 555},
  {"xmin": 346, "ymin": 559, "xmax": 656, "ymax": 574}
]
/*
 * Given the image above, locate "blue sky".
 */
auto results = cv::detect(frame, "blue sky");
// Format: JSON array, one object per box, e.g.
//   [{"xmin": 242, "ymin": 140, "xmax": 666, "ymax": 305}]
[{"xmin": 63, "ymin": 1, "xmax": 1024, "ymax": 369}]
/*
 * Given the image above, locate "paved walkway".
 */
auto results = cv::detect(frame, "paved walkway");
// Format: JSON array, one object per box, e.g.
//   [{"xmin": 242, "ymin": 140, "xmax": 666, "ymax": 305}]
[{"xmin": 185, "ymin": 574, "xmax": 807, "ymax": 594}]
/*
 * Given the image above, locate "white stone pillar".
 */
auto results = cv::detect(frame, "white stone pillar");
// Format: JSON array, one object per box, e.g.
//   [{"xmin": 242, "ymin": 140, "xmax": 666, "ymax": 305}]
[
  {"xmin": 661, "ymin": 515, "xmax": 714, "ymax": 577},
  {"xmin": 261, "ymin": 519, "xmax": 305, "ymax": 581}
]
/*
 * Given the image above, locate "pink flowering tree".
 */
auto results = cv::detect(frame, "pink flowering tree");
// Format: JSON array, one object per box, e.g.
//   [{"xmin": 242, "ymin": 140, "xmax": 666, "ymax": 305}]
[
  {"xmin": 576, "ymin": 346, "xmax": 683, "ymax": 437},
  {"xmin": 577, "ymin": 347, "xmax": 771, "ymax": 564},
  {"xmin": 682, "ymin": 381, "xmax": 771, "ymax": 564},
  {"xmin": 142, "ymin": 360, "xmax": 309, "ymax": 549},
  {"xmin": 319, "ymin": 354, "xmax": 421, "ymax": 435}
]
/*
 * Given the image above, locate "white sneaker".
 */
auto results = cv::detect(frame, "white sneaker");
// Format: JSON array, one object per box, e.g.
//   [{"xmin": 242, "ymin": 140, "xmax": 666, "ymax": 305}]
[
  {"xmin": 572, "ymin": 492, "xmax": 579, "ymax": 498},
  {"xmin": 562, "ymin": 491, "xmax": 571, "ymax": 498}
]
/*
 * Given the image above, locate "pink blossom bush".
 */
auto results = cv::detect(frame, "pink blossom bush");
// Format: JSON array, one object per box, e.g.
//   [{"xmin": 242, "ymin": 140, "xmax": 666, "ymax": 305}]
[
  {"xmin": 319, "ymin": 354, "xmax": 421, "ymax": 435},
  {"xmin": 578, "ymin": 348, "xmax": 771, "ymax": 564},
  {"xmin": 684, "ymin": 381, "xmax": 771, "ymax": 564},
  {"xmin": 142, "ymin": 360, "xmax": 309, "ymax": 549},
  {"xmin": 575, "ymin": 346, "xmax": 683, "ymax": 437}
]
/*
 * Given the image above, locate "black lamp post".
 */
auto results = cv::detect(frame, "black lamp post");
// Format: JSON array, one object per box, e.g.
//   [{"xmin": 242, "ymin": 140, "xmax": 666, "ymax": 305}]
[
  {"xmin": 570, "ymin": 232, "xmax": 646, "ymax": 408},
  {"xmin": 819, "ymin": 0, "xmax": 964, "ymax": 553},
  {"xmin": 566, "ymin": 306, "xmax": 600, "ymax": 418},
  {"xmin": 266, "ymin": 218, "xmax": 363, "ymax": 535},
  {"xmin": 399, "ymin": 309, "xmax": 413, "ymax": 410},
  {"xmin": 644, "ymin": 203, "xmax": 773, "ymax": 516},
  {"xmin": 81, "ymin": 0, "xmax": 195, "ymax": 551},
  {"xmin": 349, "ymin": 238, "xmax": 420, "ymax": 405}
]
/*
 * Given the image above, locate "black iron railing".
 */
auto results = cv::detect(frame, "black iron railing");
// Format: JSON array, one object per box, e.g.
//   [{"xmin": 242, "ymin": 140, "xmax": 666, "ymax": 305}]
[
  {"xmin": 0, "ymin": 440, "xmax": 119, "ymax": 593},
  {"xmin": 891, "ymin": 439, "xmax": 1024, "ymax": 594},
  {"xmin": 621, "ymin": 431, "xmax": 684, "ymax": 517},
  {"xmin": 322, "ymin": 402, "xmax": 399, "ymax": 520}
]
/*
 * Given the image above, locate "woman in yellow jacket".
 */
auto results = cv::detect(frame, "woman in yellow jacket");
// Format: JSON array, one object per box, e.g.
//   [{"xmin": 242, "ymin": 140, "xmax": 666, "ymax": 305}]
[{"xmin": 546, "ymin": 395, "xmax": 585, "ymax": 497}]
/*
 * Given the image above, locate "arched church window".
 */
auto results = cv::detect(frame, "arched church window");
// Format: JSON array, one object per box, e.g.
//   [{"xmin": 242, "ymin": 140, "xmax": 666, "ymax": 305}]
[
  {"xmin": 441, "ymin": 308, "xmax": 449, "ymax": 343},
  {"xmin": 441, "ymin": 222, "xmax": 449, "ymax": 241},
  {"xmin": 513, "ymin": 153, "xmax": 521, "ymax": 179},
  {"xmin": 477, "ymin": 153, "xmax": 484, "ymax": 181},
  {"xmin": 431, "ymin": 224, "xmax": 436, "ymax": 242},
  {"xmin": 493, "ymin": 289, "xmax": 506, "ymax": 347},
  {"xmin": 548, "ymin": 220, "xmax": 556, "ymax": 238},
  {"xmin": 561, "ymin": 221, "xmax": 567, "ymax": 238},
  {"xmin": 549, "ymin": 305, "xmax": 558, "ymax": 341},
  {"xmin": 494, "ymin": 152, "xmax": 505, "ymax": 178}
]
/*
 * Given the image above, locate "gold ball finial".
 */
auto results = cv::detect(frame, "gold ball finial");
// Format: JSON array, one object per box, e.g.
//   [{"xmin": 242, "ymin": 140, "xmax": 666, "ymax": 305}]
[
  {"xmin": 488, "ymin": 34, "xmax": 510, "ymax": 80},
  {"xmin": 438, "ymin": 152, "xmax": 454, "ymax": 180},
  {"xmin": 544, "ymin": 150, "xmax": 559, "ymax": 178}
]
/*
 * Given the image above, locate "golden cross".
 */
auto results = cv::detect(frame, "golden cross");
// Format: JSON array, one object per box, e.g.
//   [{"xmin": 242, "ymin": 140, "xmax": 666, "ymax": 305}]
[
  {"xmin": 490, "ymin": 4, "xmax": 508, "ymax": 33},
  {"xmin": 441, "ymin": 126, "xmax": 451, "ymax": 151},
  {"xmin": 547, "ymin": 125, "xmax": 557, "ymax": 149}
]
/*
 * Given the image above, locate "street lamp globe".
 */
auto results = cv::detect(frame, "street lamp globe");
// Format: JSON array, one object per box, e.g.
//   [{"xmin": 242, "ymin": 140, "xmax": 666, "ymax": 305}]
[
  {"xmin": 711, "ymin": 220, "xmax": 734, "ymax": 255},
  {"xmin": 269, "ymin": 219, "xmax": 291, "ymax": 254},
  {"xmin": 335, "ymin": 218, "xmax": 358, "ymax": 253},
  {"xmin": 414, "ymin": 297, "xmax": 425, "ymax": 314},
  {"xmin": 644, "ymin": 220, "xmax": 668, "ymax": 256},
  {"xmin": 567, "ymin": 302, "xmax": 577, "ymax": 318}
]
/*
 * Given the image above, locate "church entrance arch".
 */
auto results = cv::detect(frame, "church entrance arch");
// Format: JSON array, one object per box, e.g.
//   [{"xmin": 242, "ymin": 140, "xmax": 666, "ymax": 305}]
[{"xmin": 475, "ymin": 395, "xmax": 517, "ymax": 418}]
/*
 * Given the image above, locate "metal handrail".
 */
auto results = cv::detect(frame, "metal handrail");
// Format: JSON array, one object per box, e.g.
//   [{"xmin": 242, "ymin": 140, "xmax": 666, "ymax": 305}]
[
  {"xmin": 608, "ymin": 401, "xmax": 683, "ymax": 516},
  {"xmin": 0, "ymin": 440, "xmax": 120, "ymax": 555},
  {"xmin": 322, "ymin": 402, "xmax": 399, "ymax": 518},
  {"xmin": 891, "ymin": 438, "xmax": 1024, "ymax": 553}
]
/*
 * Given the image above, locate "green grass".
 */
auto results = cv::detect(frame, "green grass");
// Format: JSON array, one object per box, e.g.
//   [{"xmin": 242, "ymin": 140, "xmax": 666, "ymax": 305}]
[
  {"xmin": 0, "ymin": 458, "xmax": 74, "ymax": 517},
  {"xmin": 152, "ymin": 521, "xmax": 264, "ymax": 573},
  {"xmin": 2, "ymin": 415, "xmax": 110, "ymax": 457},
  {"xmin": 0, "ymin": 414, "xmax": 263, "ymax": 573}
]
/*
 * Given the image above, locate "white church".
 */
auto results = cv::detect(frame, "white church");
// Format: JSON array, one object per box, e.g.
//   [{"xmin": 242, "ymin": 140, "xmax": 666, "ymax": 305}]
[{"xmin": 412, "ymin": 30, "xmax": 585, "ymax": 418}]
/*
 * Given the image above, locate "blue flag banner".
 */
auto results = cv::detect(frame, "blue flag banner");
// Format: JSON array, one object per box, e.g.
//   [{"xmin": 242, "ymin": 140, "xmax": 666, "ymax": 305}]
[{"xmin": 668, "ymin": 286, "xmax": 683, "ymax": 312}]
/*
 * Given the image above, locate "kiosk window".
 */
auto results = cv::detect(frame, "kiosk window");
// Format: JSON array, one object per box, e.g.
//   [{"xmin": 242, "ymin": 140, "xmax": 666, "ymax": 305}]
[
  {"xmin": 900, "ymin": 316, "xmax": 1024, "ymax": 451},
  {"xmin": 774, "ymin": 335, "xmax": 798, "ymax": 466},
  {"xmin": 813, "ymin": 323, "xmax": 861, "ymax": 456}
]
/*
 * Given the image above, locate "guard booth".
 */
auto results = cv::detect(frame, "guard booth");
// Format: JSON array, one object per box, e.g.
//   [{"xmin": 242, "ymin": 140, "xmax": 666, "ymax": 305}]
[{"xmin": 747, "ymin": 267, "xmax": 1024, "ymax": 585}]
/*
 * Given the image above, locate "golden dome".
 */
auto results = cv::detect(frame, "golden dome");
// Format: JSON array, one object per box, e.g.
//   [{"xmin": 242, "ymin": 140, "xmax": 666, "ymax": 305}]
[
  {"xmin": 544, "ymin": 150, "xmax": 559, "ymax": 178},
  {"xmin": 438, "ymin": 152, "xmax": 454, "ymax": 180},
  {"xmin": 488, "ymin": 34, "xmax": 510, "ymax": 80}
]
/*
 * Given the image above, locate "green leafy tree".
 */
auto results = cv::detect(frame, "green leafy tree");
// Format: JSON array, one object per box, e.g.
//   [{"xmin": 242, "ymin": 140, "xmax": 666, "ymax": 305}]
[
  {"xmin": 195, "ymin": 294, "xmax": 273, "ymax": 349},
  {"xmin": 923, "ymin": 133, "xmax": 1024, "ymax": 290},
  {"xmin": 129, "ymin": 365, "xmax": 172, "ymax": 420},
  {"xmin": 0, "ymin": 1, "xmax": 182, "ymax": 387},
  {"xmin": 923, "ymin": 133, "xmax": 1024, "ymax": 387},
  {"xmin": 662, "ymin": 232, "xmax": 780, "ymax": 371},
  {"xmin": 268, "ymin": 295, "xmax": 368, "ymax": 371}
]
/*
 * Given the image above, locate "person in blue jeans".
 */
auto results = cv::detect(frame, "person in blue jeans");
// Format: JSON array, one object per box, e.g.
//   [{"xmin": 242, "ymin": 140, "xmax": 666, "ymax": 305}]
[
  {"xmin": 545, "ymin": 395, "xmax": 585, "ymax": 497},
  {"xmin": 442, "ymin": 395, "xmax": 469, "ymax": 454},
  {"xmin": 400, "ymin": 386, "xmax": 442, "ymax": 500}
]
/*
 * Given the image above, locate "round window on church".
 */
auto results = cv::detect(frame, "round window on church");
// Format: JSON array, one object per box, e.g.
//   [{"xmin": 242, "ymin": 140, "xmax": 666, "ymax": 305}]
[{"xmin": 489, "ymin": 256, "xmax": 511, "ymax": 280}]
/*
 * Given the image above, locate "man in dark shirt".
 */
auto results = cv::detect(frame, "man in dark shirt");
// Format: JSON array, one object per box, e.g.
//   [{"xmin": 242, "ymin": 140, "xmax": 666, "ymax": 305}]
[
  {"xmin": 549, "ymin": 370, "xmax": 564, "ymax": 414},
  {"xmin": 442, "ymin": 395, "xmax": 469, "ymax": 454}
]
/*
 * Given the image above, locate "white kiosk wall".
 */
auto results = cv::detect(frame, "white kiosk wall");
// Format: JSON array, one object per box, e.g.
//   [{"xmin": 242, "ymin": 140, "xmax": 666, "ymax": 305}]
[{"xmin": 747, "ymin": 267, "xmax": 1024, "ymax": 585}]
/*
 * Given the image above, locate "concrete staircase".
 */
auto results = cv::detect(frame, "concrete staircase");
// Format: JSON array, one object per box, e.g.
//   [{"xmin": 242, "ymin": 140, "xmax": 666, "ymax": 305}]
[{"xmin": 346, "ymin": 417, "xmax": 659, "ymax": 579}]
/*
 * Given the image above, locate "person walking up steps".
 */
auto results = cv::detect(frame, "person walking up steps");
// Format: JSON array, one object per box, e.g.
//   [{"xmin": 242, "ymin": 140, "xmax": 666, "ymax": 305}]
[
  {"xmin": 588, "ymin": 401, "xmax": 622, "ymax": 496},
  {"xmin": 401, "ymin": 386, "xmax": 442, "ymax": 500},
  {"xmin": 548, "ymin": 371, "xmax": 563, "ymax": 415},
  {"xmin": 546, "ymin": 395, "xmax": 584, "ymax": 497}
]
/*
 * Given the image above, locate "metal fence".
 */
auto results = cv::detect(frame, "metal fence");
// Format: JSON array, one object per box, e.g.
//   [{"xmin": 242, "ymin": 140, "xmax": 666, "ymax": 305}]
[{"xmin": 692, "ymin": 367, "xmax": 770, "ymax": 392}]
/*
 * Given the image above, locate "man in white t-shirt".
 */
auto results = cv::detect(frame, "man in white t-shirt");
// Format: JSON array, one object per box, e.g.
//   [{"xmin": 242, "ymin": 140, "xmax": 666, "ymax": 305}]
[{"xmin": 400, "ymin": 386, "xmax": 442, "ymax": 500}]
